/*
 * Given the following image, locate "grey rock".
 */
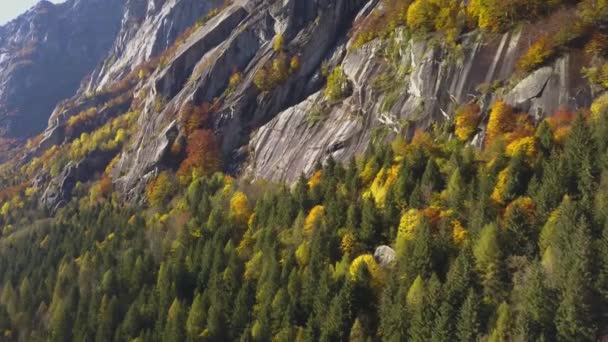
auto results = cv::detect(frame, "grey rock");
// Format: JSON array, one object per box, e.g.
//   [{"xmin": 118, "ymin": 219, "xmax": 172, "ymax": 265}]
[
  {"xmin": 246, "ymin": 28, "xmax": 592, "ymax": 183},
  {"xmin": 86, "ymin": 0, "xmax": 227, "ymax": 90},
  {"xmin": 41, "ymin": 149, "xmax": 116, "ymax": 212},
  {"xmin": 505, "ymin": 66, "xmax": 553, "ymax": 106},
  {"xmin": 374, "ymin": 245, "xmax": 396, "ymax": 268},
  {"xmin": 11, "ymin": 0, "xmax": 597, "ymax": 206}
]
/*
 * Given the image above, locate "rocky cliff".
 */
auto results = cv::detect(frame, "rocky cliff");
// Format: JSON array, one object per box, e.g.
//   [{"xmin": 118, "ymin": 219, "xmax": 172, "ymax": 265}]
[
  {"xmin": 0, "ymin": 0, "xmax": 125, "ymax": 139},
  {"xmin": 0, "ymin": 0, "xmax": 602, "ymax": 209}
]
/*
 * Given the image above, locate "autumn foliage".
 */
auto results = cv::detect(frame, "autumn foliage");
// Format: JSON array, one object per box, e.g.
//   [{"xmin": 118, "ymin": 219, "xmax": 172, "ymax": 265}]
[
  {"xmin": 547, "ymin": 109, "xmax": 576, "ymax": 143},
  {"xmin": 304, "ymin": 205, "xmax": 325, "ymax": 234},
  {"xmin": 486, "ymin": 101, "xmax": 515, "ymax": 147},
  {"xmin": 351, "ymin": 0, "xmax": 410, "ymax": 48},
  {"xmin": 517, "ymin": 34, "xmax": 555, "ymax": 73},
  {"xmin": 454, "ymin": 103, "xmax": 481, "ymax": 141},
  {"xmin": 230, "ymin": 191, "xmax": 251, "ymax": 224},
  {"xmin": 146, "ymin": 171, "xmax": 174, "ymax": 207},
  {"xmin": 177, "ymin": 130, "xmax": 221, "ymax": 185},
  {"xmin": 407, "ymin": 0, "xmax": 438, "ymax": 32},
  {"xmin": 179, "ymin": 102, "xmax": 217, "ymax": 136}
]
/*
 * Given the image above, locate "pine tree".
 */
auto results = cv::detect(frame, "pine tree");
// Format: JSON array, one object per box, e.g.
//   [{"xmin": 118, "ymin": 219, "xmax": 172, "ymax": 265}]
[
  {"xmin": 164, "ymin": 298, "xmax": 186, "ymax": 342},
  {"xmin": 489, "ymin": 302, "xmax": 511, "ymax": 342},
  {"xmin": 421, "ymin": 158, "xmax": 444, "ymax": 194},
  {"xmin": 359, "ymin": 198, "xmax": 381, "ymax": 249},
  {"xmin": 554, "ymin": 218, "xmax": 596, "ymax": 341},
  {"xmin": 349, "ymin": 319, "xmax": 367, "ymax": 342},
  {"xmin": 597, "ymin": 221, "xmax": 608, "ymax": 307},
  {"xmin": 446, "ymin": 168, "xmax": 466, "ymax": 212},
  {"xmin": 456, "ymin": 289, "xmax": 480, "ymax": 342},
  {"xmin": 432, "ymin": 301, "xmax": 454, "ymax": 341},
  {"xmin": 407, "ymin": 276, "xmax": 430, "ymax": 341},
  {"xmin": 473, "ymin": 223, "xmax": 504, "ymax": 303},
  {"xmin": 186, "ymin": 293, "xmax": 205, "ymax": 339},
  {"xmin": 319, "ymin": 281, "xmax": 353, "ymax": 342},
  {"xmin": 535, "ymin": 120, "xmax": 553, "ymax": 156}
]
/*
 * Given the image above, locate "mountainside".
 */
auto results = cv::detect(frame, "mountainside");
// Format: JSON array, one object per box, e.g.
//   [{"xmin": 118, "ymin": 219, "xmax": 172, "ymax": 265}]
[
  {"xmin": 1, "ymin": 0, "xmax": 608, "ymax": 340},
  {"xmin": 5, "ymin": 0, "xmax": 598, "ymax": 209},
  {"xmin": 0, "ymin": 0, "xmax": 125, "ymax": 139}
]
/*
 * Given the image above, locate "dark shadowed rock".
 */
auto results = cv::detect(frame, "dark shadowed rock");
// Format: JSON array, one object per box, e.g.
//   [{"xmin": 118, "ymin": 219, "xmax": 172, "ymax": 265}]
[{"xmin": 0, "ymin": 0, "xmax": 125, "ymax": 139}]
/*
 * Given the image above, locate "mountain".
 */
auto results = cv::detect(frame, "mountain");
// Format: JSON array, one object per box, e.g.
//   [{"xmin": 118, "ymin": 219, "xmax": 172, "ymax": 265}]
[
  {"xmin": 6, "ymin": 0, "xmax": 596, "ymax": 210},
  {"xmin": 1, "ymin": 0, "xmax": 608, "ymax": 340},
  {"xmin": 0, "ymin": 0, "xmax": 125, "ymax": 139}
]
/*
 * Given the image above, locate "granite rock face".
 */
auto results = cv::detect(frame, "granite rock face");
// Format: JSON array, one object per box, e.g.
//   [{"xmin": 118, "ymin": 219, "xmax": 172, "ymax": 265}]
[
  {"xmin": 6, "ymin": 0, "xmax": 595, "ymax": 208},
  {"xmin": 110, "ymin": 0, "xmax": 369, "ymax": 200},
  {"xmin": 246, "ymin": 29, "xmax": 593, "ymax": 183},
  {"xmin": 85, "ymin": 0, "xmax": 227, "ymax": 90},
  {"xmin": 0, "ymin": 0, "xmax": 125, "ymax": 139}
]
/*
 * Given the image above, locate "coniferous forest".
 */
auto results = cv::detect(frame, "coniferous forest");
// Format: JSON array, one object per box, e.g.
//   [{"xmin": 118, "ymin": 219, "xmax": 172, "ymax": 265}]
[
  {"xmin": 1, "ymin": 107, "xmax": 608, "ymax": 341},
  {"xmin": 1, "ymin": 0, "xmax": 608, "ymax": 341}
]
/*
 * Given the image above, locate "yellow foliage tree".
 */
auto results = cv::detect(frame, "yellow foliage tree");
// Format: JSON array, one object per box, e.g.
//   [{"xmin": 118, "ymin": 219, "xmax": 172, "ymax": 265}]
[
  {"xmin": 395, "ymin": 209, "xmax": 423, "ymax": 252},
  {"xmin": 504, "ymin": 196, "xmax": 536, "ymax": 224},
  {"xmin": 407, "ymin": 0, "xmax": 438, "ymax": 32},
  {"xmin": 273, "ymin": 33, "xmax": 284, "ymax": 52},
  {"xmin": 517, "ymin": 34, "xmax": 555, "ymax": 73},
  {"xmin": 367, "ymin": 165, "xmax": 400, "ymax": 207},
  {"xmin": 304, "ymin": 205, "xmax": 325, "ymax": 234},
  {"xmin": 324, "ymin": 67, "xmax": 349, "ymax": 101},
  {"xmin": 295, "ymin": 241, "xmax": 310, "ymax": 267},
  {"xmin": 308, "ymin": 170, "xmax": 322, "ymax": 188},
  {"xmin": 452, "ymin": 219, "xmax": 468, "ymax": 245},
  {"xmin": 455, "ymin": 103, "xmax": 481, "ymax": 141},
  {"xmin": 146, "ymin": 171, "xmax": 173, "ymax": 207},
  {"xmin": 490, "ymin": 167, "xmax": 509, "ymax": 205},
  {"xmin": 591, "ymin": 93, "xmax": 608, "ymax": 120},
  {"xmin": 506, "ymin": 136, "xmax": 536, "ymax": 159},
  {"xmin": 341, "ymin": 231, "xmax": 357, "ymax": 255},
  {"xmin": 349, "ymin": 254, "xmax": 384, "ymax": 288},
  {"xmin": 230, "ymin": 191, "xmax": 251, "ymax": 224}
]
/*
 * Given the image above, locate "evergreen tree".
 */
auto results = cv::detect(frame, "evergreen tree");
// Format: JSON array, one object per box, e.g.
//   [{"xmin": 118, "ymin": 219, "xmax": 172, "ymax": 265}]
[
  {"xmin": 359, "ymin": 198, "xmax": 381, "ymax": 249},
  {"xmin": 164, "ymin": 298, "xmax": 187, "ymax": 342},
  {"xmin": 456, "ymin": 289, "xmax": 480, "ymax": 342},
  {"xmin": 186, "ymin": 293, "xmax": 205, "ymax": 339},
  {"xmin": 473, "ymin": 223, "xmax": 504, "ymax": 303},
  {"xmin": 446, "ymin": 168, "xmax": 466, "ymax": 212}
]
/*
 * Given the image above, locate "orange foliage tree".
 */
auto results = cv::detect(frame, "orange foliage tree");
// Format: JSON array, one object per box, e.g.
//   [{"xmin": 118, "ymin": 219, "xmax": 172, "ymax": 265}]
[
  {"xmin": 180, "ymin": 102, "xmax": 217, "ymax": 135},
  {"xmin": 547, "ymin": 109, "xmax": 576, "ymax": 143},
  {"xmin": 177, "ymin": 129, "xmax": 221, "ymax": 185}
]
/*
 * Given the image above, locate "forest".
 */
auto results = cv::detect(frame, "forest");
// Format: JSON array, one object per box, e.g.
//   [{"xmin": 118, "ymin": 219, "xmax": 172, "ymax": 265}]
[
  {"xmin": 1, "ymin": 103, "xmax": 608, "ymax": 341},
  {"xmin": 0, "ymin": 0, "xmax": 607, "ymax": 340}
]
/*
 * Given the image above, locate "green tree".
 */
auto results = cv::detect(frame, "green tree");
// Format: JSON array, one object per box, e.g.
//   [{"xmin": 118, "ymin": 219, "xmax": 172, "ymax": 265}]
[
  {"xmin": 473, "ymin": 223, "xmax": 504, "ymax": 303},
  {"xmin": 456, "ymin": 289, "xmax": 480, "ymax": 342},
  {"xmin": 164, "ymin": 298, "xmax": 187, "ymax": 342},
  {"xmin": 186, "ymin": 293, "xmax": 205, "ymax": 339}
]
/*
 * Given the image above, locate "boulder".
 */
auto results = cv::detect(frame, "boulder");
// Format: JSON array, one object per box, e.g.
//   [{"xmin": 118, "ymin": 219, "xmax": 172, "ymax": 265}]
[{"xmin": 374, "ymin": 245, "xmax": 396, "ymax": 268}]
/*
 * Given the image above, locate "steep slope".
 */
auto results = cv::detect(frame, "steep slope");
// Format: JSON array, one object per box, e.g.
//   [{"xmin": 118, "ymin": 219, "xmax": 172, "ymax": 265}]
[
  {"xmin": 247, "ymin": 29, "xmax": 593, "ymax": 183},
  {"xmin": 2, "ymin": 0, "xmax": 605, "ymax": 212},
  {"xmin": 0, "ymin": 0, "xmax": 125, "ymax": 139},
  {"xmin": 85, "ymin": 0, "xmax": 227, "ymax": 90}
]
